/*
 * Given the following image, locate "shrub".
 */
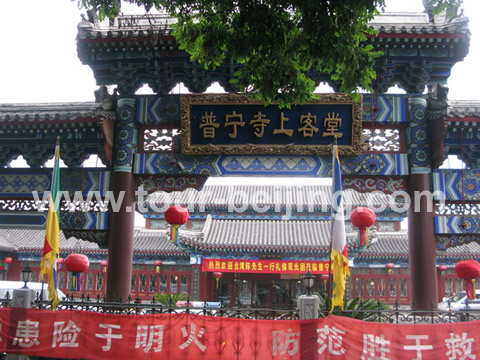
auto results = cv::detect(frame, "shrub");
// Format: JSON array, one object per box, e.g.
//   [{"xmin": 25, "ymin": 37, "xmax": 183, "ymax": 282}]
[{"xmin": 153, "ymin": 292, "xmax": 189, "ymax": 306}]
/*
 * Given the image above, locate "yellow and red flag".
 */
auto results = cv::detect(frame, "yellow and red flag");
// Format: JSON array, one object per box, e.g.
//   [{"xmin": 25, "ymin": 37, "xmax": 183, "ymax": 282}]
[
  {"xmin": 330, "ymin": 144, "xmax": 350, "ymax": 310},
  {"xmin": 40, "ymin": 138, "xmax": 60, "ymax": 310}
]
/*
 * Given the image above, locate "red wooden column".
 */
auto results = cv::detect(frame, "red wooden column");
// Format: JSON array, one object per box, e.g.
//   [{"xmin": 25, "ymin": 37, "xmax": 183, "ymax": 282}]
[
  {"xmin": 106, "ymin": 98, "xmax": 137, "ymax": 301},
  {"xmin": 407, "ymin": 173, "xmax": 438, "ymax": 309},
  {"xmin": 406, "ymin": 96, "xmax": 438, "ymax": 310}
]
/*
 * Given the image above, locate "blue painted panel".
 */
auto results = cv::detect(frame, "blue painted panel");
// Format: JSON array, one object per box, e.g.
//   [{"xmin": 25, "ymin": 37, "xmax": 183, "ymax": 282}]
[
  {"xmin": 362, "ymin": 95, "xmax": 407, "ymax": 124},
  {"xmin": 432, "ymin": 169, "xmax": 480, "ymax": 201},
  {"xmin": 136, "ymin": 96, "xmax": 180, "ymax": 125},
  {"xmin": 218, "ymin": 155, "xmax": 322, "ymax": 176},
  {"xmin": 134, "ymin": 153, "xmax": 409, "ymax": 176},
  {"xmin": 435, "ymin": 215, "xmax": 480, "ymax": 235},
  {"xmin": 0, "ymin": 169, "xmax": 111, "ymax": 198},
  {"xmin": 0, "ymin": 213, "xmax": 46, "ymax": 227}
]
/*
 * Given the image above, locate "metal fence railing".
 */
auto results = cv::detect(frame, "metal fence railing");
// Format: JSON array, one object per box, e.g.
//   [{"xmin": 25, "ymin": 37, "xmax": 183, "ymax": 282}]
[{"xmin": 2, "ymin": 292, "xmax": 480, "ymax": 323}]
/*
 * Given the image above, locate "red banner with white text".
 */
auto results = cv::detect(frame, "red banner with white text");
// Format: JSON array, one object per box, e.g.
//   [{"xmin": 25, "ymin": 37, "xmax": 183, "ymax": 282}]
[
  {"xmin": 0, "ymin": 308, "xmax": 479, "ymax": 359},
  {"xmin": 202, "ymin": 258, "xmax": 330, "ymax": 274}
]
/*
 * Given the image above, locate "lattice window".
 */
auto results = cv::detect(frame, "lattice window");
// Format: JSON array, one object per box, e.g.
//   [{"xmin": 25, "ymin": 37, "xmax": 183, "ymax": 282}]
[
  {"xmin": 131, "ymin": 274, "xmax": 136, "ymax": 292},
  {"xmin": 62, "ymin": 200, "xmax": 109, "ymax": 213},
  {"xmin": 86, "ymin": 273, "xmax": 94, "ymax": 291},
  {"xmin": 160, "ymin": 275, "xmax": 167, "ymax": 292},
  {"xmin": 378, "ymin": 278, "xmax": 386, "ymax": 297},
  {"xmin": 400, "ymin": 279, "xmax": 407, "ymax": 297},
  {"xmin": 356, "ymin": 278, "xmax": 364, "ymax": 297},
  {"xmin": 170, "ymin": 275, "xmax": 178, "ymax": 293},
  {"xmin": 139, "ymin": 274, "xmax": 147, "ymax": 292},
  {"xmin": 363, "ymin": 128, "xmax": 401, "ymax": 152},
  {"xmin": 0, "ymin": 200, "xmax": 38, "ymax": 212},
  {"xmin": 0, "ymin": 199, "xmax": 109, "ymax": 213},
  {"xmin": 367, "ymin": 278, "xmax": 374, "ymax": 296},
  {"xmin": 149, "ymin": 275, "xmax": 157, "ymax": 293},
  {"xmin": 142, "ymin": 128, "xmax": 180, "ymax": 152},
  {"xmin": 435, "ymin": 202, "xmax": 480, "ymax": 216},
  {"xmin": 96, "ymin": 273, "xmax": 104, "ymax": 291},
  {"xmin": 180, "ymin": 276, "xmax": 188, "ymax": 293},
  {"xmin": 388, "ymin": 278, "xmax": 396, "ymax": 297}
]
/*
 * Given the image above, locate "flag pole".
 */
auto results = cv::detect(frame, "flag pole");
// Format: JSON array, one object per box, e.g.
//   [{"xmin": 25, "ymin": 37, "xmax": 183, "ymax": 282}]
[
  {"xmin": 328, "ymin": 136, "xmax": 350, "ymax": 311},
  {"xmin": 326, "ymin": 137, "xmax": 337, "ymax": 310},
  {"xmin": 40, "ymin": 136, "xmax": 61, "ymax": 301},
  {"xmin": 40, "ymin": 136, "xmax": 61, "ymax": 310}
]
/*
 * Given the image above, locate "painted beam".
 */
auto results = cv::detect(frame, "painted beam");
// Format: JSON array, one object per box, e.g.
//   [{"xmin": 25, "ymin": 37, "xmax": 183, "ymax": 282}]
[
  {"xmin": 133, "ymin": 153, "xmax": 409, "ymax": 177},
  {"xmin": 0, "ymin": 169, "xmax": 111, "ymax": 199},
  {"xmin": 0, "ymin": 211, "xmax": 109, "ymax": 231}
]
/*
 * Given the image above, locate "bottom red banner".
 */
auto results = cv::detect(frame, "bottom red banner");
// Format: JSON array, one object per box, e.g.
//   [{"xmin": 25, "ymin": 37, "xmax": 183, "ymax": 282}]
[{"xmin": 0, "ymin": 308, "xmax": 478, "ymax": 359}]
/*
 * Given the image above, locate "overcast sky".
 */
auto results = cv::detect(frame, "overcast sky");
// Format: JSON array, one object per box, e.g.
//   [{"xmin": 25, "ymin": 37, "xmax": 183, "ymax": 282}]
[{"xmin": 0, "ymin": 0, "xmax": 478, "ymax": 103}]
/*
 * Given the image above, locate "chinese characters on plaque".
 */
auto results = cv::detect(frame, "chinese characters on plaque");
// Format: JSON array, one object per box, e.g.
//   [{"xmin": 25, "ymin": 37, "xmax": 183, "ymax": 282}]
[
  {"xmin": 199, "ymin": 110, "xmax": 342, "ymax": 140},
  {"xmin": 181, "ymin": 94, "xmax": 362, "ymax": 155}
]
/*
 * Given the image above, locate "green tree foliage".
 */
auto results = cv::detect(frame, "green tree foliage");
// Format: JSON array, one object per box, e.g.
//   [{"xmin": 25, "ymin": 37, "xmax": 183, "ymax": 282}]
[
  {"xmin": 77, "ymin": 0, "xmax": 463, "ymax": 106},
  {"xmin": 153, "ymin": 292, "xmax": 189, "ymax": 305}
]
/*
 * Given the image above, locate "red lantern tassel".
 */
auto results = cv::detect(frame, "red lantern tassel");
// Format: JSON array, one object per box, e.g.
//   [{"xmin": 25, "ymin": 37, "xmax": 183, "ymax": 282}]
[
  {"xmin": 359, "ymin": 227, "xmax": 367, "ymax": 247},
  {"xmin": 70, "ymin": 274, "xmax": 76, "ymax": 292},
  {"xmin": 156, "ymin": 266, "xmax": 160, "ymax": 273},
  {"xmin": 71, "ymin": 273, "xmax": 81, "ymax": 291},
  {"xmin": 466, "ymin": 279, "xmax": 475, "ymax": 300},
  {"xmin": 170, "ymin": 224, "xmax": 180, "ymax": 244}
]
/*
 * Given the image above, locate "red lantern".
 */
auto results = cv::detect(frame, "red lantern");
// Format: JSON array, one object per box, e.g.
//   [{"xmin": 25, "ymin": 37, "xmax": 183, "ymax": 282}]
[
  {"xmin": 100, "ymin": 260, "xmax": 108, "ymax": 273},
  {"xmin": 455, "ymin": 260, "xmax": 480, "ymax": 299},
  {"xmin": 386, "ymin": 263, "xmax": 395, "ymax": 275},
  {"xmin": 213, "ymin": 272, "xmax": 222, "ymax": 289},
  {"xmin": 65, "ymin": 254, "xmax": 89, "ymax": 291},
  {"xmin": 57, "ymin": 257, "xmax": 64, "ymax": 270},
  {"xmin": 165, "ymin": 205, "xmax": 189, "ymax": 225},
  {"xmin": 154, "ymin": 260, "xmax": 162, "ymax": 273},
  {"xmin": 3, "ymin": 257, "xmax": 12, "ymax": 271},
  {"xmin": 164, "ymin": 205, "xmax": 189, "ymax": 243},
  {"xmin": 65, "ymin": 254, "xmax": 89, "ymax": 273},
  {"xmin": 438, "ymin": 264, "xmax": 448, "ymax": 277},
  {"xmin": 350, "ymin": 207, "xmax": 376, "ymax": 247}
]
